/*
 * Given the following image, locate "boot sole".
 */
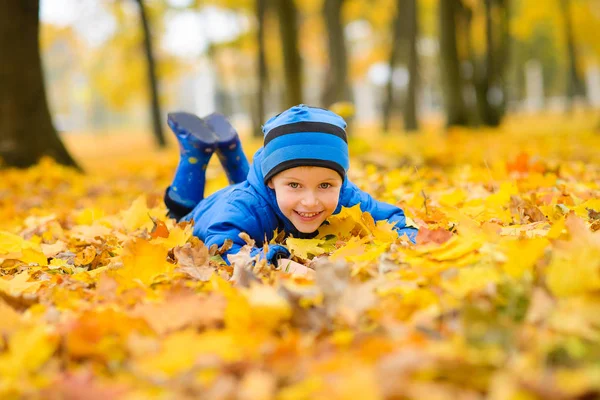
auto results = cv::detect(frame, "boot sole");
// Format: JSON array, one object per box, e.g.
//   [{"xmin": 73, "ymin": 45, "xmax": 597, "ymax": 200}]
[
  {"xmin": 204, "ymin": 113, "xmax": 238, "ymax": 144},
  {"xmin": 167, "ymin": 112, "xmax": 217, "ymax": 145}
]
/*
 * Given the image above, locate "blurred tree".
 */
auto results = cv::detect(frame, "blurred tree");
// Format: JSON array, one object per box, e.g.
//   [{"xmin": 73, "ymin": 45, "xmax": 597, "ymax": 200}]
[
  {"xmin": 510, "ymin": 0, "xmax": 600, "ymax": 103},
  {"xmin": 471, "ymin": 0, "xmax": 509, "ymax": 126},
  {"xmin": 321, "ymin": 0, "xmax": 352, "ymax": 108},
  {"xmin": 254, "ymin": 0, "xmax": 269, "ymax": 137},
  {"xmin": 81, "ymin": 2, "xmax": 180, "ymax": 133},
  {"xmin": 559, "ymin": 0, "xmax": 587, "ymax": 105},
  {"xmin": 439, "ymin": 0, "xmax": 468, "ymax": 126},
  {"xmin": 276, "ymin": 0, "xmax": 303, "ymax": 107},
  {"xmin": 382, "ymin": 0, "xmax": 404, "ymax": 132},
  {"xmin": 455, "ymin": 1, "xmax": 477, "ymax": 124},
  {"xmin": 135, "ymin": 0, "xmax": 166, "ymax": 147},
  {"xmin": 0, "ymin": 1, "xmax": 79, "ymax": 169},
  {"xmin": 403, "ymin": 0, "xmax": 419, "ymax": 131}
]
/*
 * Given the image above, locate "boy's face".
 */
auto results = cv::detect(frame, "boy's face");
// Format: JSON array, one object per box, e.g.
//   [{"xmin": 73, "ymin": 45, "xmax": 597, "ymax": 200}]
[{"xmin": 268, "ymin": 166, "xmax": 343, "ymax": 233}]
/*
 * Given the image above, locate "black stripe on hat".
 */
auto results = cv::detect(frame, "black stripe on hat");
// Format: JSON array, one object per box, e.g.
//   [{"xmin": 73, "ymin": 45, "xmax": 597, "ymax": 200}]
[
  {"xmin": 263, "ymin": 159, "xmax": 346, "ymax": 184},
  {"xmin": 264, "ymin": 121, "xmax": 347, "ymax": 146}
]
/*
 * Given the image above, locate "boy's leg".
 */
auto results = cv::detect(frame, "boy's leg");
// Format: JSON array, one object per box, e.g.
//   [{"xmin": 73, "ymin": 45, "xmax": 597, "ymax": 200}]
[
  {"xmin": 204, "ymin": 113, "xmax": 250, "ymax": 184},
  {"xmin": 165, "ymin": 112, "xmax": 217, "ymax": 219}
]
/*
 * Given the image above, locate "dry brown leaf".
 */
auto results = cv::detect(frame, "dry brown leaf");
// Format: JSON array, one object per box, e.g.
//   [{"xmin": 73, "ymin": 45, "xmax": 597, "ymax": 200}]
[
  {"xmin": 173, "ymin": 239, "xmax": 209, "ymax": 268},
  {"xmin": 416, "ymin": 226, "xmax": 453, "ymax": 245}
]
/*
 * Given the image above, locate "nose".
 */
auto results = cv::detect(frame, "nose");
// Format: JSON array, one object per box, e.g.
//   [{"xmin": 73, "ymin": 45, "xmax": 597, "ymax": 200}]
[{"xmin": 301, "ymin": 191, "xmax": 319, "ymax": 207}]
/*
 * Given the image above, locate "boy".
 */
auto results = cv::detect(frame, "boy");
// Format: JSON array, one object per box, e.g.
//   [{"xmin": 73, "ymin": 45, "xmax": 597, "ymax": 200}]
[{"xmin": 164, "ymin": 105, "xmax": 417, "ymax": 265}]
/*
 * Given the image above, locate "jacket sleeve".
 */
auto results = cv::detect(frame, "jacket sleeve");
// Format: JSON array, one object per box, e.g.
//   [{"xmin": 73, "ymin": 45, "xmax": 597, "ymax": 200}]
[
  {"xmin": 343, "ymin": 180, "xmax": 418, "ymax": 243},
  {"xmin": 201, "ymin": 199, "xmax": 289, "ymax": 265}
]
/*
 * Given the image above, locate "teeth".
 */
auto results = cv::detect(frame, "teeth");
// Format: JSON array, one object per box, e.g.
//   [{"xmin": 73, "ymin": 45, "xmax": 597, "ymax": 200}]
[{"xmin": 298, "ymin": 211, "xmax": 320, "ymax": 218}]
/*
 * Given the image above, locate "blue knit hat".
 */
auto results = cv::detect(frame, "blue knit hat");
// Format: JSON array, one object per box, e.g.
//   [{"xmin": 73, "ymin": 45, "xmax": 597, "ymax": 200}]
[{"xmin": 261, "ymin": 104, "xmax": 349, "ymax": 183}]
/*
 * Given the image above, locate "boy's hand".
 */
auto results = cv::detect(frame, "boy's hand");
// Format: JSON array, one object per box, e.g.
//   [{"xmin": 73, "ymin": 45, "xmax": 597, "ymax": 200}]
[{"xmin": 277, "ymin": 258, "xmax": 315, "ymax": 278}]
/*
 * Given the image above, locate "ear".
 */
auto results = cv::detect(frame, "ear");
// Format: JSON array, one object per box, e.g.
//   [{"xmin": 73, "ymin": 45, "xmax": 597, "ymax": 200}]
[{"xmin": 267, "ymin": 179, "xmax": 275, "ymax": 189}]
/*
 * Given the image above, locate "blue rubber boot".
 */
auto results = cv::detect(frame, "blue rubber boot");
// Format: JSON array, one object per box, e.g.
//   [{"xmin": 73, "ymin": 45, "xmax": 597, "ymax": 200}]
[
  {"xmin": 165, "ymin": 112, "xmax": 218, "ymax": 216},
  {"xmin": 204, "ymin": 113, "xmax": 250, "ymax": 184}
]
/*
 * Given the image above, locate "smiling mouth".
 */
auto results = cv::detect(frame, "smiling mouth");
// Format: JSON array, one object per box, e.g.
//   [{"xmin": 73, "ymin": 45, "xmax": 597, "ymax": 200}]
[{"xmin": 294, "ymin": 210, "xmax": 323, "ymax": 219}]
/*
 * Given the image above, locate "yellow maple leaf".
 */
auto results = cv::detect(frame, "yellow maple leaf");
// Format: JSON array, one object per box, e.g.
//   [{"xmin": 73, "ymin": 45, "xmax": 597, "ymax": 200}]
[
  {"xmin": 573, "ymin": 198, "xmax": 600, "ymax": 219},
  {"xmin": 286, "ymin": 237, "xmax": 326, "ymax": 259},
  {"xmin": 501, "ymin": 237, "xmax": 549, "ymax": 278},
  {"xmin": 485, "ymin": 182, "xmax": 518, "ymax": 209},
  {"xmin": 49, "ymin": 258, "xmax": 70, "ymax": 270},
  {"xmin": 373, "ymin": 219, "xmax": 400, "ymax": 243},
  {"xmin": 0, "ymin": 270, "xmax": 43, "ymax": 297},
  {"xmin": 319, "ymin": 204, "xmax": 399, "ymax": 243},
  {"xmin": 152, "ymin": 222, "xmax": 193, "ymax": 250},
  {"xmin": 120, "ymin": 195, "xmax": 151, "ymax": 232},
  {"xmin": 0, "ymin": 231, "xmax": 26, "ymax": 254},
  {"xmin": 422, "ymin": 234, "xmax": 484, "ymax": 261},
  {"xmin": 317, "ymin": 206, "xmax": 362, "ymax": 239},
  {"xmin": 0, "ymin": 231, "xmax": 47, "ymax": 266},
  {"xmin": 120, "ymin": 195, "xmax": 165, "ymax": 232},
  {"xmin": 118, "ymin": 239, "xmax": 173, "ymax": 286},
  {"xmin": 20, "ymin": 248, "xmax": 48, "ymax": 266},
  {"xmin": 329, "ymin": 236, "xmax": 370, "ymax": 262},
  {"xmin": 74, "ymin": 207, "xmax": 106, "ymax": 225}
]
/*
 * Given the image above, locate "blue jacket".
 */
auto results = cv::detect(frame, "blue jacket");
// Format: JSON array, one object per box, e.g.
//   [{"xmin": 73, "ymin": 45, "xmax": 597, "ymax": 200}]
[{"xmin": 183, "ymin": 148, "xmax": 418, "ymax": 263}]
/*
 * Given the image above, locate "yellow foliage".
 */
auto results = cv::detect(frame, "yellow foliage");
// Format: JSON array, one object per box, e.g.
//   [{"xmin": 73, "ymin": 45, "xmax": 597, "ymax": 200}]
[
  {"xmin": 286, "ymin": 237, "xmax": 327, "ymax": 259},
  {"xmin": 442, "ymin": 265, "xmax": 502, "ymax": 298},
  {"xmin": 120, "ymin": 195, "xmax": 166, "ymax": 233},
  {"xmin": 0, "ymin": 300, "xmax": 23, "ymax": 334},
  {"xmin": 500, "ymin": 237, "xmax": 549, "ymax": 279},
  {"xmin": 0, "ymin": 325, "xmax": 58, "ymax": 392},
  {"xmin": 0, "ymin": 118, "xmax": 600, "ymax": 396},
  {"xmin": 244, "ymin": 284, "xmax": 292, "ymax": 330},
  {"xmin": 135, "ymin": 329, "xmax": 242, "ymax": 378},
  {"xmin": 0, "ymin": 232, "xmax": 48, "ymax": 266},
  {"xmin": 546, "ymin": 231, "xmax": 600, "ymax": 297},
  {"xmin": 117, "ymin": 239, "xmax": 173, "ymax": 286},
  {"xmin": 0, "ymin": 271, "xmax": 43, "ymax": 297}
]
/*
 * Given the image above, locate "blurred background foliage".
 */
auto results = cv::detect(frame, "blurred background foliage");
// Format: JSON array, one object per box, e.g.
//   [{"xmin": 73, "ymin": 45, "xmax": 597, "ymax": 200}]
[{"xmin": 1, "ymin": 0, "xmax": 599, "ymax": 168}]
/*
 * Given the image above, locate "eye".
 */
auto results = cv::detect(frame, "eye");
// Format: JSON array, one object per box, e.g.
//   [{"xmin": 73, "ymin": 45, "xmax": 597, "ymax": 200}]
[
  {"xmin": 319, "ymin": 183, "xmax": 332, "ymax": 189},
  {"xmin": 288, "ymin": 182, "xmax": 300, "ymax": 189}
]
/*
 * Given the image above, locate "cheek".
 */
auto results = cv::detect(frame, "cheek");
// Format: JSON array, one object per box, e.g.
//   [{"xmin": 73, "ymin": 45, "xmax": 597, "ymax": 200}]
[
  {"xmin": 275, "ymin": 191, "xmax": 297, "ymax": 212},
  {"xmin": 322, "ymin": 191, "xmax": 341, "ymax": 211}
]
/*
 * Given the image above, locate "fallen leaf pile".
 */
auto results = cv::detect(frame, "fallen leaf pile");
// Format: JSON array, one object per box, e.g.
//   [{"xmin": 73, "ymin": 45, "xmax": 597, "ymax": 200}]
[{"xmin": 1, "ymin": 124, "xmax": 600, "ymax": 399}]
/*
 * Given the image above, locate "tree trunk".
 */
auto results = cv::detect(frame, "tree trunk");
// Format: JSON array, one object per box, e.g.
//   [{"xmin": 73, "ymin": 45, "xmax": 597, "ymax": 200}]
[
  {"xmin": 321, "ymin": 0, "xmax": 351, "ymax": 108},
  {"xmin": 457, "ymin": 2, "xmax": 479, "ymax": 126},
  {"xmin": 254, "ymin": 0, "xmax": 269, "ymax": 138},
  {"xmin": 0, "ymin": 0, "xmax": 79, "ymax": 169},
  {"xmin": 559, "ymin": 0, "xmax": 587, "ymax": 104},
  {"xmin": 135, "ymin": 0, "xmax": 166, "ymax": 148},
  {"xmin": 473, "ymin": 0, "xmax": 499, "ymax": 126},
  {"xmin": 472, "ymin": 0, "xmax": 508, "ymax": 126},
  {"xmin": 404, "ymin": 0, "xmax": 419, "ymax": 131},
  {"xmin": 439, "ymin": 0, "xmax": 468, "ymax": 126},
  {"xmin": 498, "ymin": 0, "xmax": 510, "ymax": 117},
  {"xmin": 382, "ymin": 0, "xmax": 404, "ymax": 133},
  {"xmin": 276, "ymin": 0, "xmax": 303, "ymax": 107}
]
